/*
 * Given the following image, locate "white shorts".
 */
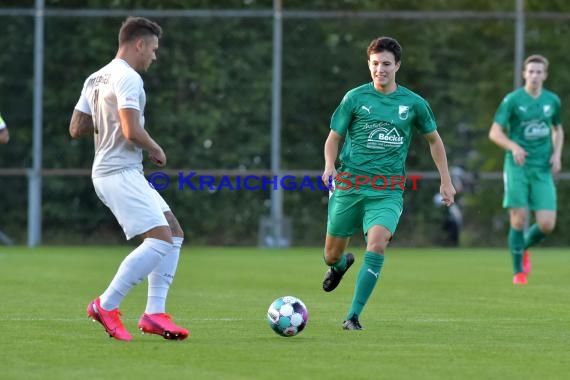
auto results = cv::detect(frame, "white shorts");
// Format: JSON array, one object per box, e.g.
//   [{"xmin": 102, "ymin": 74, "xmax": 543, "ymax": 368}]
[{"xmin": 93, "ymin": 169, "xmax": 170, "ymax": 240}]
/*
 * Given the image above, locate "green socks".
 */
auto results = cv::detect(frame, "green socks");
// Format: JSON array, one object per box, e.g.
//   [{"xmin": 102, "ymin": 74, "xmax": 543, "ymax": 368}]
[
  {"xmin": 508, "ymin": 227, "xmax": 524, "ymax": 274},
  {"xmin": 330, "ymin": 253, "xmax": 348, "ymax": 273},
  {"xmin": 524, "ymin": 223, "xmax": 546, "ymax": 249},
  {"xmin": 346, "ymin": 251, "xmax": 384, "ymax": 320}
]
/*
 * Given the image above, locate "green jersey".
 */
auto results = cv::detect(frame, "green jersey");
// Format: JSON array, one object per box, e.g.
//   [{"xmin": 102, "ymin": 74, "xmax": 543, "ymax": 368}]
[
  {"xmin": 330, "ymin": 83, "xmax": 437, "ymax": 195},
  {"xmin": 494, "ymin": 87, "xmax": 562, "ymax": 169}
]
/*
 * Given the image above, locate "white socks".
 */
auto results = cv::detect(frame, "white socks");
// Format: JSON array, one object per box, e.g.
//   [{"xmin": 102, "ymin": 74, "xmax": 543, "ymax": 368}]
[
  {"xmin": 145, "ymin": 237, "xmax": 183, "ymax": 314},
  {"xmin": 100, "ymin": 238, "xmax": 172, "ymax": 310}
]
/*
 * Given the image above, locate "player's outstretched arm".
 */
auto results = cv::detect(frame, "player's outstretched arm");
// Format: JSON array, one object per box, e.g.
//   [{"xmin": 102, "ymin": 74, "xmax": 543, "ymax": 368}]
[
  {"xmin": 424, "ymin": 130, "xmax": 455, "ymax": 206},
  {"xmin": 69, "ymin": 110, "xmax": 95, "ymax": 139}
]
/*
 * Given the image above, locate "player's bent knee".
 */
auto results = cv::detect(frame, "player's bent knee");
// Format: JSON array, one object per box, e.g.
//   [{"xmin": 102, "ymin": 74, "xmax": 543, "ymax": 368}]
[
  {"xmin": 539, "ymin": 221, "xmax": 555, "ymax": 234},
  {"xmin": 365, "ymin": 243, "xmax": 386, "ymax": 255},
  {"xmin": 510, "ymin": 221, "xmax": 525, "ymax": 230},
  {"xmin": 366, "ymin": 234, "xmax": 390, "ymax": 253}
]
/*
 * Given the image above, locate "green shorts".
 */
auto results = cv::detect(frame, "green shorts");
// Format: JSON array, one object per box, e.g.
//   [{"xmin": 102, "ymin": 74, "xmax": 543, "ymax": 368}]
[
  {"xmin": 327, "ymin": 191, "xmax": 404, "ymax": 238},
  {"xmin": 503, "ymin": 160, "xmax": 557, "ymax": 211}
]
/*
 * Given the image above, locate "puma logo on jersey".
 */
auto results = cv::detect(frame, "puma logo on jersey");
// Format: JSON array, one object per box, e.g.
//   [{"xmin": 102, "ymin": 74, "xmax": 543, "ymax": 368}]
[
  {"xmin": 361, "ymin": 105, "xmax": 372, "ymax": 114},
  {"xmin": 518, "ymin": 106, "xmax": 527, "ymax": 112}
]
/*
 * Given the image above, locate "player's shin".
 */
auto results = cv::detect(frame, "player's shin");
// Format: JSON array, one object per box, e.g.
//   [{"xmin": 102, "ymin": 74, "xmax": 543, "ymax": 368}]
[
  {"xmin": 346, "ymin": 251, "xmax": 384, "ymax": 320},
  {"xmin": 508, "ymin": 228, "xmax": 524, "ymax": 274},
  {"xmin": 145, "ymin": 237, "xmax": 183, "ymax": 314},
  {"xmin": 524, "ymin": 224, "xmax": 546, "ymax": 249},
  {"xmin": 100, "ymin": 238, "xmax": 172, "ymax": 310}
]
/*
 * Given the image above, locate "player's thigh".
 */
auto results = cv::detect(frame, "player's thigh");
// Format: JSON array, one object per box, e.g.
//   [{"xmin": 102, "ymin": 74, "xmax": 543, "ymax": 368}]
[
  {"xmin": 149, "ymin": 187, "xmax": 183, "ymax": 235},
  {"xmin": 93, "ymin": 169, "xmax": 168, "ymax": 240},
  {"xmin": 503, "ymin": 163, "xmax": 529, "ymax": 209},
  {"xmin": 529, "ymin": 169, "xmax": 557, "ymax": 211},
  {"xmin": 362, "ymin": 195, "xmax": 403, "ymax": 237},
  {"xmin": 327, "ymin": 192, "xmax": 363, "ymax": 238}
]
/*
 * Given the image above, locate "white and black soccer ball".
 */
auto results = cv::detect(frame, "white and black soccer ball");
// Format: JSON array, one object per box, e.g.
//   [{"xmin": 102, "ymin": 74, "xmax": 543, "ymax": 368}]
[{"xmin": 267, "ymin": 296, "xmax": 309, "ymax": 337}]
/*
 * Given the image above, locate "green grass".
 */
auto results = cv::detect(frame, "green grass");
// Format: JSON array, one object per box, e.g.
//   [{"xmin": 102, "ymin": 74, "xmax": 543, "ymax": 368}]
[{"xmin": 0, "ymin": 246, "xmax": 569, "ymax": 380}]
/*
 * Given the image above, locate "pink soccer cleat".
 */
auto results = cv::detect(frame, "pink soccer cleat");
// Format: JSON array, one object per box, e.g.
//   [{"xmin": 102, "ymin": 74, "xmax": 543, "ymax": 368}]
[
  {"xmin": 87, "ymin": 298, "xmax": 132, "ymax": 341},
  {"xmin": 522, "ymin": 250, "xmax": 532, "ymax": 275},
  {"xmin": 513, "ymin": 272, "xmax": 528, "ymax": 285},
  {"xmin": 138, "ymin": 313, "xmax": 189, "ymax": 340}
]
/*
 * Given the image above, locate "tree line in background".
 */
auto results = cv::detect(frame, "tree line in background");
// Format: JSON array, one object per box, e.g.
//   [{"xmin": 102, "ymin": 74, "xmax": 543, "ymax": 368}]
[{"xmin": 0, "ymin": 0, "xmax": 569, "ymax": 246}]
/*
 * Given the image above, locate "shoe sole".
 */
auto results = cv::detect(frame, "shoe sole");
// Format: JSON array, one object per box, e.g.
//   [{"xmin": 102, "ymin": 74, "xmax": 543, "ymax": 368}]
[
  {"xmin": 342, "ymin": 322, "xmax": 364, "ymax": 330},
  {"xmin": 139, "ymin": 328, "xmax": 188, "ymax": 340},
  {"xmin": 138, "ymin": 318, "xmax": 189, "ymax": 341}
]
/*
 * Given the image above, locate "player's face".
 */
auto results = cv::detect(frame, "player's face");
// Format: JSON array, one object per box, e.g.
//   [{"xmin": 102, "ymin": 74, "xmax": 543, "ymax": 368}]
[
  {"xmin": 523, "ymin": 62, "xmax": 547, "ymax": 90},
  {"xmin": 368, "ymin": 51, "xmax": 400, "ymax": 91},
  {"xmin": 136, "ymin": 35, "xmax": 159, "ymax": 72}
]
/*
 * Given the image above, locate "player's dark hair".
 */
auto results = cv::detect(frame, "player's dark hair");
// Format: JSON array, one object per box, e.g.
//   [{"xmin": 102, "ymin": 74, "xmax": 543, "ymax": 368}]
[
  {"xmin": 367, "ymin": 37, "xmax": 402, "ymax": 63},
  {"xmin": 523, "ymin": 54, "xmax": 549, "ymax": 71},
  {"xmin": 118, "ymin": 17, "xmax": 163, "ymax": 46}
]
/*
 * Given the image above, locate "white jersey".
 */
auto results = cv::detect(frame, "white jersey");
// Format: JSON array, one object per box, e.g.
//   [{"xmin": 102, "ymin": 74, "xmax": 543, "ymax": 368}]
[
  {"xmin": 0, "ymin": 114, "xmax": 6, "ymax": 130},
  {"xmin": 74, "ymin": 59, "xmax": 146, "ymax": 178}
]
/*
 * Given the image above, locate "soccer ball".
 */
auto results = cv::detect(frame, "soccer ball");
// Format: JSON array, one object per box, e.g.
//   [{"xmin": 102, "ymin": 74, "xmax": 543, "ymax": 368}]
[{"xmin": 267, "ymin": 296, "xmax": 309, "ymax": 337}]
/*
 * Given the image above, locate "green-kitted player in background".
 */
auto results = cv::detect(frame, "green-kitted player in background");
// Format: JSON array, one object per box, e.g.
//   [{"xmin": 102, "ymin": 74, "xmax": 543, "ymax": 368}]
[
  {"xmin": 321, "ymin": 36, "xmax": 456, "ymax": 330},
  {"xmin": 489, "ymin": 54, "xmax": 564, "ymax": 285}
]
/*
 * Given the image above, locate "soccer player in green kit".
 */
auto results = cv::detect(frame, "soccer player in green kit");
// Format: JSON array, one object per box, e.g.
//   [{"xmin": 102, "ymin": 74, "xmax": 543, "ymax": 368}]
[
  {"xmin": 321, "ymin": 36, "xmax": 456, "ymax": 330},
  {"xmin": 489, "ymin": 54, "xmax": 564, "ymax": 285}
]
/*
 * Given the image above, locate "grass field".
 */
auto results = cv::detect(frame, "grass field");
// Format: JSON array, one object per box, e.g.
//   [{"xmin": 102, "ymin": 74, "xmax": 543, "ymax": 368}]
[{"xmin": 0, "ymin": 246, "xmax": 569, "ymax": 380}]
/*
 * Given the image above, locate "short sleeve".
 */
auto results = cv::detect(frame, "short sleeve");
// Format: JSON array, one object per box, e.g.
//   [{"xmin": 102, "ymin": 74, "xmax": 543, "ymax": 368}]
[
  {"xmin": 415, "ymin": 99, "xmax": 437, "ymax": 134},
  {"xmin": 115, "ymin": 72, "xmax": 142, "ymax": 111},
  {"xmin": 493, "ymin": 95, "xmax": 511, "ymax": 128},
  {"xmin": 0, "ymin": 114, "xmax": 6, "ymax": 129},
  {"xmin": 74, "ymin": 79, "xmax": 91, "ymax": 115},
  {"xmin": 330, "ymin": 93, "xmax": 354, "ymax": 137}
]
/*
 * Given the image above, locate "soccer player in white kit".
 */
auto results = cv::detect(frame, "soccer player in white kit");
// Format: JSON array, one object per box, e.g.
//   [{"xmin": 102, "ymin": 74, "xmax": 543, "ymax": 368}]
[
  {"xmin": 0, "ymin": 113, "xmax": 9, "ymax": 144},
  {"xmin": 69, "ymin": 17, "xmax": 188, "ymax": 341}
]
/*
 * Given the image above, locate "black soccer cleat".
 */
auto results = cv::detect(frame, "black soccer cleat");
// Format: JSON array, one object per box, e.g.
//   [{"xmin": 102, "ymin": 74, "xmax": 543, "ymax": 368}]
[
  {"xmin": 322, "ymin": 252, "xmax": 355, "ymax": 292},
  {"xmin": 342, "ymin": 314, "xmax": 364, "ymax": 330}
]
